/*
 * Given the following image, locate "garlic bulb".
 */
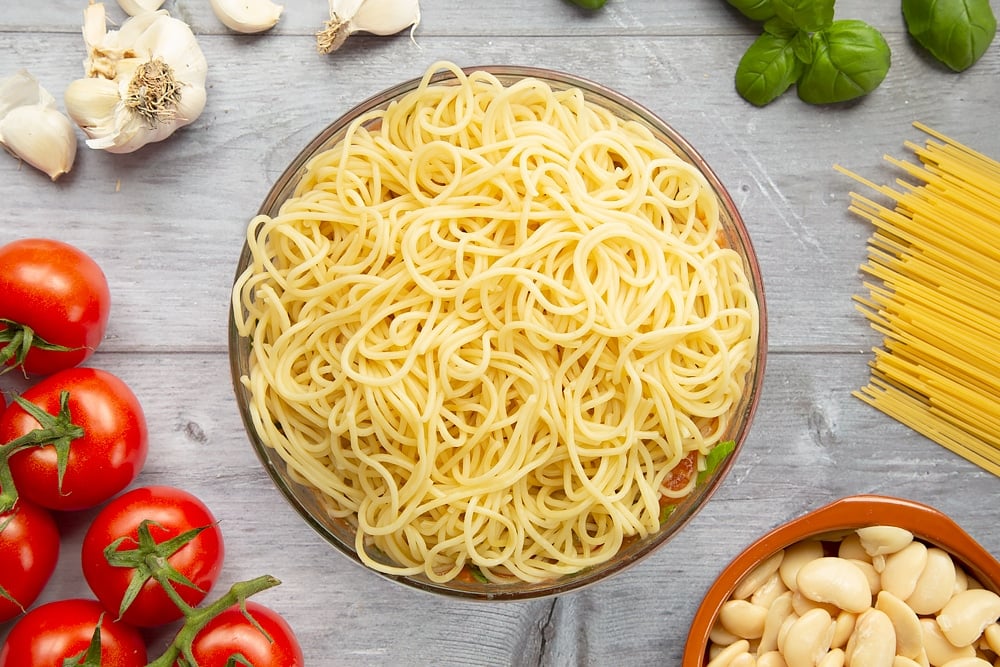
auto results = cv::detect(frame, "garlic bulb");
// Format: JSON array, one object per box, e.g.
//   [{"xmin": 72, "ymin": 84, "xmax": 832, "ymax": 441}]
[
  {"xmin": 0, "ymin": 70, "xmax": 77, "ymax": 181},
  {"xmin": 210, "ymin": 0, "xmax": 284, "ymax": 33},
  {"xmin": 64, "ymin": 2, "xmax": 208, "ymax": 154},
  {"xmin": 117, "ymin": 0, "xmax": 166, "ymax": 16},
  {"xmin": 317, "ymin": 0, "xmax": 421, "ymax": 53}
]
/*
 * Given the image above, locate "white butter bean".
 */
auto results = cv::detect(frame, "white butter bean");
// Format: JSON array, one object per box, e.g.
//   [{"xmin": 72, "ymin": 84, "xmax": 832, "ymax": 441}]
[
  {"xmin": 907, "ymin": 548, "xmax": 958, "ymax": 615},
  {"xmin": 937, "ymin": 589, "xmax": 1000, "ymax": 648},
  {"xmin": 857, "ymin": 526, "xmax": 914, "ymax": 558},
  {"xmin": 711, "ymin": 620, "xmax": 742, "ymax": 646},
  {"xmin": 817, "ymin": 648, "xmax": 845, "ymax": 667},
  {"xmin": 955, "ymin": 568, "xmax": 970, "ymax": 596},
  {"xmin": 881, "ymin": 542, "xmax": 929, "ymax": 601},
  {"xmin": 720, "ymin": 599, "xmax": 769, "ymax": 640},
  {"xmin": 831, "ymin": 611, "xmax": 857, "ymax": 650},
  {"xmin": 938, "ymin": 658, "xmax": 992, "ymax": 667},
  {"xmin": 735, "ymin": 551, "xmax": 785, "ymax": 600},
  {"xmin": 781, "ymin": 608, "xmax": 834, "ymax": 667},
  {"xmin": 983, "ymin": 622, "xmax": 1000, "ymax": 654},
  {"xmin": 893, "ymin": 657, "xmax": 924, "ymax": 667},
  {"xmin": 846, "ymin": 608, "xmax": 896, "ymax": 667},
  {"xmin": 849, "ymin": 559, "xmax": 882, "ymax": 597},
  {"xmin": 779, "ymin": 540, "xmax": 824, "ymax": 593},
  {"xmin": 796, "ymin": 557, "xmax": 873, "ymax": 614},
  {"xmin": 875, "ymin": 590, "xmax": 923, "ymax": 660},
  {"xmin": 730, "ymin": 652, "xmax": 757, "ymax": 667},
  {"xmin": 756, "ymin": 651, "xmax": 787, "ymax": 667},
  {"xmin": 791, "ymin": 591, "xmax": 841, "ymax": 618},
  {"xmin": 758, "ymin": 591, "xmax": 794, "ymax": 655},
  {"xmin": 752, "ymin": 572, "xmax": 791, "ymax": 609},
  {"xmin": 839, "ymin": 533, "xmax": 873, "ymax": 563},
  {"xmin": 776, "ymin": 612, "xmax": 800, "ymax": 657},
  {"xmin": 920, "ymin": 618, "xmax": 977, "ymax": 666},
  {"xmin": 707, "ymin": 639, "xmax": 751, "ymax": 667}
]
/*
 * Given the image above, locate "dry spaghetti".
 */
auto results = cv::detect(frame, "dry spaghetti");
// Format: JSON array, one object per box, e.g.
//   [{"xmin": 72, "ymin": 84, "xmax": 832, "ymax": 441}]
[
  {"xmin": 837, "ymin": 122, "xmax": 1000, "ymax": 477},
  {"xmin": 233, "ymin": 62, "xmax": 760, "ymax": 583}
]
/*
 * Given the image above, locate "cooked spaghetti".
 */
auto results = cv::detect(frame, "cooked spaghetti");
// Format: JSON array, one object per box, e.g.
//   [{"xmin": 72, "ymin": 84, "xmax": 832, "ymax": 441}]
[
  {"xmin": 837, "ymin": 122, "xmax": 1000, "ymax": 477},
  {"xmin": 233, "ymin": 62, "xmax": 760, "ymax": 582}
]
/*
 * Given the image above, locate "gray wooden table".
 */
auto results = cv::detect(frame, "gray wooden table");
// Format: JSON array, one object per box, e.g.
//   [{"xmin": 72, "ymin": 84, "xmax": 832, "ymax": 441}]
[{"xmin": 2, "ymin": 1, "xmax": 999, "ymax": 664}]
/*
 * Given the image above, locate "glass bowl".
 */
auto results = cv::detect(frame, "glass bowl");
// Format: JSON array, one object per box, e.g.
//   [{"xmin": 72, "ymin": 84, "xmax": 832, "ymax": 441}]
[
  {"xmin": 228, "ymin": 64, "xmax": 768, "ymax": 600},
  {"xmin": 683, "ymin": 494, "xmax": 1000, "ymax": 664}
]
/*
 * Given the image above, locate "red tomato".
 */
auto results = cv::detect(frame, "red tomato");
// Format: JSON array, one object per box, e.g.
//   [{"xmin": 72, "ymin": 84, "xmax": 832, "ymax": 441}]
[
  {"xmin": 0, "ymin": 499, "xmax": 60, "ymax": 623},
  {"xmin": 0, "ymin": 367, "xmax": 148, "ymax": 511},
  {"xmin": 0, "ymin": 238, "xmax": 111, "ymax": 376},
  {"xmin": 82, "ymin": 485, "xmax": 225, "ymax": 628},
  {"xmin": 184, "ymin": 601, "xmax": 304, "ymax": 667},
  {"xmin": 0, "ymin": 598, "xmax": 146, "ymax": 667}
]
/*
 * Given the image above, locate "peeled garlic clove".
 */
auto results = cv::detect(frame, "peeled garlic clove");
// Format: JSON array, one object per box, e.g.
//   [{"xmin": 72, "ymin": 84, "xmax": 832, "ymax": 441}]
[
  {"xmin": 117, "ymin": 0, "xmax": 166, "ymax": 16},
  {"xmin": 210, "ymin": 0, "xmax": 283, "ymax": 33},
  {"xmin": 317, "ymin": 0, "xmax": 421, "ymax": 53},
  {"xmin": 0, "ymin": 70, "xmax": 77, "ymax": 181}
]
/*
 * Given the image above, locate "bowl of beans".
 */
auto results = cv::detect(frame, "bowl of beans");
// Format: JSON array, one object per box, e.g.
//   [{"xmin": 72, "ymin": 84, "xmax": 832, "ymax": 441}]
[{"xmin": 683, "ymin": 494, "xmax": 1000, "ymax": 666}]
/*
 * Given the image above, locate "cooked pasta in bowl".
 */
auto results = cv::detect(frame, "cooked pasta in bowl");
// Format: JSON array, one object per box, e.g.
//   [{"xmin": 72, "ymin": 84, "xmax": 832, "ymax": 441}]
[{"xmin": 228, "ymin": 61, "xmax": 767, "ymax": 598}]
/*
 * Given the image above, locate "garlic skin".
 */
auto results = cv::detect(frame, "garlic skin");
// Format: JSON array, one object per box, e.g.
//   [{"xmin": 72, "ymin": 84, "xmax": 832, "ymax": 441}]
[
  {"xmin": 317, "ymin": 0, "xmax": 421, "ymax": 53},
  {"xmin": 0, "ymin": 70, "xmax": 77, "ymax": 181},
  {"xmin": 65, "ymin": 2, "xmax": 208, "ymax": 154},
  {"xmin": 117, "ymin": 0, "xmax": 166, "ymax": 16},
  {"xmin": 210, "ymin": 0, "xmax": 284, "ymax": 34}
]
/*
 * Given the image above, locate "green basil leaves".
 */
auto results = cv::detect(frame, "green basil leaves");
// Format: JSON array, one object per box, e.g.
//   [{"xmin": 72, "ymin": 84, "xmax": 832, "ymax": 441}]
[
  {"xmin": 902, "ymin": 0, "xmax": 997, "ymax": 71},
  {"xmin": 733, "ymin": 1, "xmax": 891, "ymax": 106},
  {"xmin": 736, "ymin": 32, "xmax": 804, "ymax": 106},
  {"xmin": 797, "ymin": 20, "xmax": 893, "ymax": 104}
]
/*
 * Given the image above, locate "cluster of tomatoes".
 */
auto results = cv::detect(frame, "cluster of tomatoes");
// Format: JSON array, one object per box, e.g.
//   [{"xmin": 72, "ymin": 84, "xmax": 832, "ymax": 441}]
[{"xmin": 0, "ymin": 239, "xmax": 303, "ymax": 665}]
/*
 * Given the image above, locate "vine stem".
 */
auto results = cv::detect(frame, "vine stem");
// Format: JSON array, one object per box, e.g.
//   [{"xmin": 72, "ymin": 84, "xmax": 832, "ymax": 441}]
[{"xmin": 145, "ymin": 575, "xmax": 281, "ymax": 667}]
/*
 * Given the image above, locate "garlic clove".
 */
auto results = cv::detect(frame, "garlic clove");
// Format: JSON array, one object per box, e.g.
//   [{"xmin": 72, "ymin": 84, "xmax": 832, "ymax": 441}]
[
  {"xmin": 0, "ymin": 105, "xmax": 78, "ymax": 181},
  {"xmin": 210, "ymin": 0, "xmax": 284, "ymax": 34},
  {"xmin": 64, "ymin": 76, "xmax": 122, "ymax": 132},
  {"xmin": 0, "ymin": 70, "xmax": 56, "ymax": 117},
  {"xmin": 0, "ymin": 70, "xmax": 77, "ymax": 181},
  {"xmin": 352, "ymin": 0, "xmax": 421, "ymax": 35},
  {"xmin": 117, "ymin": 0, "xmax": 166, "ymax": 16},
  {"xmin": 317, "ymin": 0, "xmax": 420, "ymax": 53}
]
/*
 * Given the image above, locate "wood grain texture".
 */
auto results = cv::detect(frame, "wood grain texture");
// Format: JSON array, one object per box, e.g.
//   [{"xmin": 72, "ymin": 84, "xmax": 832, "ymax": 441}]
[{"xmin": 2, "ymin": 1, "xmax": 999, "ymax": 665}]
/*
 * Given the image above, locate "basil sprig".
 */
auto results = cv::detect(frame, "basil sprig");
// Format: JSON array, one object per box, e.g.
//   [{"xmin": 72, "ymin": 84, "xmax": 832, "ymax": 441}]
[
  {"xmin": 729, "ymin": 0, "xmax": 890, "ymax": 106},
  {"xmin": 902, "ymin": 0, "xmax": 997, "ymax": 71}
]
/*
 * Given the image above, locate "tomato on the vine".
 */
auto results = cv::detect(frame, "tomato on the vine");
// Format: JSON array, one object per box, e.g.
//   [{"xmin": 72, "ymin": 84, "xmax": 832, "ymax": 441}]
[
  {"xmin": 0, "ymin": 238, "xmax": 111, "ymax": 376},
  {"xmin": 82, "ymin": 485, "xmax": 225, "ymax": 628},
  {"xmin": 183, "ymin": 601, "xmax": 305, "ymax": 666},
  {"xmin": 0, "ymin": 499, "xmax": 60, "ymax": 623},
  {"xmin": 0, "ymin": 598, "xmax": 147, "ymax": 667},
  {"xmin": 0, "ymin": 367, "xmax": 148, "ymax": 511}
]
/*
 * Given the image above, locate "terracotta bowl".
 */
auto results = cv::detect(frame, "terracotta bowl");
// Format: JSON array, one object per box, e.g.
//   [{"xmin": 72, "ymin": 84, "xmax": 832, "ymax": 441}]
[{"xmin": 683, "ymin": 494, "xmax": 1000, "ymax": 664}]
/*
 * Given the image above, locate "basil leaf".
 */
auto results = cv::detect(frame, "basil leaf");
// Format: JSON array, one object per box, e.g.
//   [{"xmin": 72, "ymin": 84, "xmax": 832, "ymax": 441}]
[
  {"xmin": 902, "ymin": 0, "xmax": 997, "ymax": 71},
  {"xmin": 772, "ymin": 0, "xmax": 835, "ymax": 32},
  {"xmin": 726, "ymin": 0, "xmax": 777, "ymax": 22},
  {"xmin": 791, "ymin": 30, "xmax": 815, "ymax": 63},
  {"xmin": 735, "ymin": 31, "xmax": 804, "ymax": 106},
  {"xmin": 796, "ymin": 20, "xmax": 891, "ymax": 105},
  {"xmin": 697, "ymin": 440, "xmax": 737, "ymax": 485},
  {"xmin": 763, "ymin": 16, "xmax": 798, "ymax": 38}
]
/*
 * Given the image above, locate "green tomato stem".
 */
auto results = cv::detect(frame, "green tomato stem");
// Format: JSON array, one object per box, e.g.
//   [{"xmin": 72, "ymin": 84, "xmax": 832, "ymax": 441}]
[
  {"xmin": 146, "ymin": 575, "xmax": 282, "ymax": 667},
  {"xmin": 0, "ymin": 392, "xmax": 85, "ymax": 512}
]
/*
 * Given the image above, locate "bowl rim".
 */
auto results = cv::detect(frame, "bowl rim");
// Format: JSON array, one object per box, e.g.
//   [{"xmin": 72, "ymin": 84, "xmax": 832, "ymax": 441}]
[
  {"xmin": 682, "ymin": 493, "xmax": 1000, "ymax": 664},
  {"xmin": 228, "ymin": 63, "xmax": 769, "ymax": 600}
]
